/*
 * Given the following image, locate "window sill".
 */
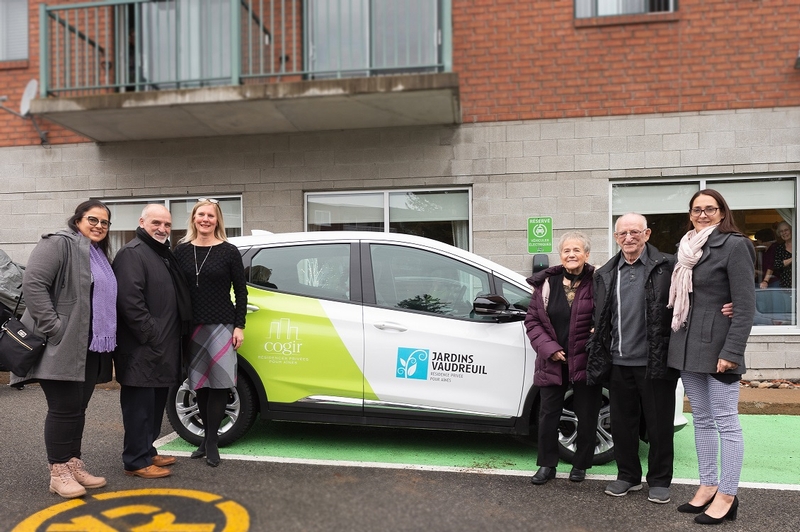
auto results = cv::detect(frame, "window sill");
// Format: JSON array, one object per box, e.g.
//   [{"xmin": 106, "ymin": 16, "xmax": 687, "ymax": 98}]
[
  {"xmin": 0, "ymin": 60, "xmax": 30, "ymax": 71},
  {"xmin": 574, "ymin": 11, "xmax": 680, "ymax": 29}
]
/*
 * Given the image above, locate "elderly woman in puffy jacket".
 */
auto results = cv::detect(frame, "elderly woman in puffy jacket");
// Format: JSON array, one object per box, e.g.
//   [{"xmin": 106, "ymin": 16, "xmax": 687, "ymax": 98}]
[{"xmin": 525, "ymin": 231, "xmax": 601, "ymax": 485}]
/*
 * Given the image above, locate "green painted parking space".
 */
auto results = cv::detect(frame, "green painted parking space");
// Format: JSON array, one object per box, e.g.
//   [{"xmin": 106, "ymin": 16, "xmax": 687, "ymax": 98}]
[{"xmin": 162, "ymin": 414, "xmax": 800, "ymax": 485}]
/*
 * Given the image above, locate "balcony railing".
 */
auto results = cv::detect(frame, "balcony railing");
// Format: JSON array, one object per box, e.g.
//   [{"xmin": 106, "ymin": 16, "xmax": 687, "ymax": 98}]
[{"xmin": 39, "ymin": 0, "xmax": 452, "ymax": 98}]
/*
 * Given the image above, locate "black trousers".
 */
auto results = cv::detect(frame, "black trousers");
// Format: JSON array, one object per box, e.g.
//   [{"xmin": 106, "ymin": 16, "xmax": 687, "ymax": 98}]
[
  {"xmin": 537, "ymin": 367, "xmax": 603, "ymax": 470},
  {"xmin": 39, "ymin": 351, "xmax": 101, "ymax": 464},
  {"xmin": 609, "ymin": 365, "xmax": 677, "ymax": 488},
  {"xmin": 120, "ymin": 385, "xmax": 170, "ymax": 471}
]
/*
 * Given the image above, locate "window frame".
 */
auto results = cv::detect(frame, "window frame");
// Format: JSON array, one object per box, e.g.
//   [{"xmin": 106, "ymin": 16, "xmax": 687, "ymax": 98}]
[
  {"xmin": 304, "ymin": 187, "xmax": 473, "ymax": 251},
  {"xmin": 0, "ymin": 0, "xmax": 28, "ymax": 62},
  {"xmin": 574, "ymin": 0, "xmax": 676, "ymax": 19},
  {"xmin": 609, "ymin": 175, "xmax": 798, "ymax": 335}
]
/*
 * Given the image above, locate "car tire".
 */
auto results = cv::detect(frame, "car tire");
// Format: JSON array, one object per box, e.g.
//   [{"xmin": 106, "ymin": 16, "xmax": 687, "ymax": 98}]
[
  {"xmin": 166, "ymin": 370, "xmax": 259, "ymax": 447},
  {"xmin": 556, "ymin": 388, "xmax": 614, "ymax": 466}
]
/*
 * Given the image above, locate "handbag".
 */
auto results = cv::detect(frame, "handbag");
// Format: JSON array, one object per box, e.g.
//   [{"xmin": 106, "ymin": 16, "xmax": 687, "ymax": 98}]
[{"xmin": 0, "ymin": 297, "xmax": 47, "ymax": 377}]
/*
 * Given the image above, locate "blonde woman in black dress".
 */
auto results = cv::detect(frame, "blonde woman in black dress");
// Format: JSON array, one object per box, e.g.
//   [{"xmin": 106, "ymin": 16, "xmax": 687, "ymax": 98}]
[{"xmin": 175, "ymin": 199, "xmax": 247, "ymax": 467}]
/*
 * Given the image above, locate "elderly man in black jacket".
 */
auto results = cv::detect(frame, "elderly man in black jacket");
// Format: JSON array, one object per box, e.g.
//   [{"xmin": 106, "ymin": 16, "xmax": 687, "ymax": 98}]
[
  {"xmin": 586, "ymin": 212, "xmax": 678, "ymax": 504},
  {"xmin": 113, "ymin": 204, "xmax": 192, "ymax": 479}
]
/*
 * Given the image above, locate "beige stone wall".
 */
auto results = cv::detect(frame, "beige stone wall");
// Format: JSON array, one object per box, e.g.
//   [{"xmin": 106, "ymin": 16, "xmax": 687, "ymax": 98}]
[{"xmin": 2, "ymin": 106, "xmax": 799, "ymax": 377}]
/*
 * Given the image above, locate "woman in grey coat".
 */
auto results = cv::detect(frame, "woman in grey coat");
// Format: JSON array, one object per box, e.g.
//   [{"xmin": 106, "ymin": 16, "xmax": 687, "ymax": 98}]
[
  {"xmin": 667, "ymin": 189, "xmax": 755, "ymax": 525},
  {"xmin": 14, "ymin": 200, "xmax": 117, "ymax": 499}
]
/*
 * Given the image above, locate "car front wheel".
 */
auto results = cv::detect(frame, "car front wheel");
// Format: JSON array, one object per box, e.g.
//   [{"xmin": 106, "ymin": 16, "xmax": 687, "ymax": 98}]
[{"xmin": 166, "ymin": 371, "xmax": 258, "ymax": 446}]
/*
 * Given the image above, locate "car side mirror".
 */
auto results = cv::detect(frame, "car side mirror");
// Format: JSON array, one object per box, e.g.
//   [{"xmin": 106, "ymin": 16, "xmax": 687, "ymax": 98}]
[{"xmin": 473, "ymin": 294, "xmax": 526, "ymax": 322}]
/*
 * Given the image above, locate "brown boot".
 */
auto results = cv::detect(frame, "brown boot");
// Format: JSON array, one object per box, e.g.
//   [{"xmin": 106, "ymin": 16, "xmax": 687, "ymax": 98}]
[
  {"xmin": 49, "ymin": 463, "xmax": 87, "ymax": 499},
  {"xmin": 67, "ymin": 457, "xmax": 107, "ymax": 489}
]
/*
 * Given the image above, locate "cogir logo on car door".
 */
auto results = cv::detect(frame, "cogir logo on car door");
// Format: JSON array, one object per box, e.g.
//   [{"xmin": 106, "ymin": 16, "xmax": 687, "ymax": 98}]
[
  {"xmin": 396, "ymin": 347, "xmax": 429, "ymax": 380},
  {"xmin": 260, "ymin": 318, "xmax": 309, "ymax": 364}
]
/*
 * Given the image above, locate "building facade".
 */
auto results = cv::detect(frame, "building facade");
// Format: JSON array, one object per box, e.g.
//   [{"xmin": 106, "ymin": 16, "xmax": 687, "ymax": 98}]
[{"xmin": 1, "ymin": 0, "xmax": 799, "ymax": 378}]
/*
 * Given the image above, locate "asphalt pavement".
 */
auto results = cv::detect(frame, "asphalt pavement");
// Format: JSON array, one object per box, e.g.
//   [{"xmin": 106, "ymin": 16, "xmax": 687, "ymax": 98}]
[{"xmin": 2, "ymin": 378, "xmax": 800, "ymax": 532}]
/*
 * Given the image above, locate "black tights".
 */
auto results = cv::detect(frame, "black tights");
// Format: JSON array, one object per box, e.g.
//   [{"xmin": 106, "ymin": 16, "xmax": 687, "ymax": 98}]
[
  {"xmin": 195, "ymin": 387, "xmax": 228, "ymax": 452},
  {"xmin": 39, "ymin": 351, "xmax": 101, "ymax": 464}
]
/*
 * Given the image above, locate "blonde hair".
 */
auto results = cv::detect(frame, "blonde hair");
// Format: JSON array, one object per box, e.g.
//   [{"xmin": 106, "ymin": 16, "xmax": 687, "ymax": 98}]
[{"xmin": 179, "ymin": 200, "xmax": 227, "ymax": 244}]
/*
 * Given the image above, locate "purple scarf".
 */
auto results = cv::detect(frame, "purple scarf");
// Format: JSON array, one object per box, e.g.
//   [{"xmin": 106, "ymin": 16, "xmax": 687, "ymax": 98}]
[{"xmin": 89, "ymin": 244, "xmax": 117, "ymax": 352}]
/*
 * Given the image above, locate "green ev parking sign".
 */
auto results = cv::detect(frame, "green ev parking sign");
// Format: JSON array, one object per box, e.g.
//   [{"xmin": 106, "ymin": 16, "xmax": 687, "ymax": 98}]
[{"xmin": 527, "ymin": 217, "xmax": 553, "ymax": 253}]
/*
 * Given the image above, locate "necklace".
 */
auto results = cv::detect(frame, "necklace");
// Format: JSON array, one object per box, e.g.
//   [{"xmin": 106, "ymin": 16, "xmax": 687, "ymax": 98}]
[
  {"xmin": 194, "ymin": 245, "xmax": 212, "ymax": 287},
  {"xmin": 563, "ymin": 269, "xmax": 585, "ymax": 307}
]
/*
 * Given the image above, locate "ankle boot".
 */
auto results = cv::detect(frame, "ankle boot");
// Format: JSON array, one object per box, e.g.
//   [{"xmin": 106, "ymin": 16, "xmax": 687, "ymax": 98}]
[
  {"xmin": 67, "ymin": 457, "xmax": 107, "ymax": 489},
  {"xmin": 49, "ymin": 463, "xmax": 87, "ymax": 499},
  {"xmin": 191, "ymin": 439, "xmax": 207, "ymax": 459}
]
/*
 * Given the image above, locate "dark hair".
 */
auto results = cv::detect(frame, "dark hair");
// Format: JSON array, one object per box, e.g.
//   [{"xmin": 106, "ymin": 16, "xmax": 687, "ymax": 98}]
[
  {"xmin": 686, "ymin": 189, "xmax": 743, "ymax": 235},
  {"xmin": 67, "ymin": 199, "xmax": 112, "ymax": 258}
]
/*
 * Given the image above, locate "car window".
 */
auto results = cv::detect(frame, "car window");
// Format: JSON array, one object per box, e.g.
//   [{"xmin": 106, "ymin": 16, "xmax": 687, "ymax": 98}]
[
  {"xmin": 370, "ymin": 244, "xmax": 490, "ymax": 319},
  {"xmin": 495, "ymin": 278, "xmax": 532, "ymax": 311},
  {"xmin": 248, "ymin": 243, "xmax": 351, "ymax": 301}
]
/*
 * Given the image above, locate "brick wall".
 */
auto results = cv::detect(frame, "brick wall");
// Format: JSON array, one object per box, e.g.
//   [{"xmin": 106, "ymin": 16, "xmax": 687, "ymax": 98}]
[
  {"xmin": 3, "ymin": 0, "xmax": 800, "ymax": 148},
  {"xmin": 453, "ymin": 0, "xmax": 800, "ymax": 122}
]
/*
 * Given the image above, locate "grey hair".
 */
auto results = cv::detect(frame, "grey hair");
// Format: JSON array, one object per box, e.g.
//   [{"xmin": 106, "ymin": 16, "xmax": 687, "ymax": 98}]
[
  {"xmin": 614, "ymin": 212, "xmax": 648, "ymax": 232},
  {"xmin": 558, "ymin": 231, "xmax": 591, "ymax": 254}
]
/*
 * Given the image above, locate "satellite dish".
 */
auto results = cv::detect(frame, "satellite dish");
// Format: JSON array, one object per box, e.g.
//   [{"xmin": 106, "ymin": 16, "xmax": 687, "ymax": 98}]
[{"xmin": 19, "ymin": 79, "xmax": 38, "ymax": 117}]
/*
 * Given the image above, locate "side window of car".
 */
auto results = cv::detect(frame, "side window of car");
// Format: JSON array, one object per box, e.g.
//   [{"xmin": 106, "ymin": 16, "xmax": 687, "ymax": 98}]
[
  {"xmin": 248, "ymin": 243, "xmax": 351, "ymax": 301},
  {"xmin": 495, "ymin": 278, "xmax": 532, "ymax": 311},
  {"xmin": 370, "ymin": 244, "xmax": 490, "ymax": 319}
]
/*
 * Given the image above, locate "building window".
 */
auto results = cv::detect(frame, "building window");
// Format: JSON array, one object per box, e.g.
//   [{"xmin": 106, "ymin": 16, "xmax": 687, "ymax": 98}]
[
  {"xmin": 104, "ymin": 195, "xmax": 243, "ymax": 251},
  {"xmin": 575, "ymin": 0, "xmax": 675, "ymax": 18},
  {"xmin": 612, "ymin": 177, "xmax": 796, "ymax": 330},
  {"xmin": 306, "ymin": 188, "xmax": 471, "ymax": 251},
  {"xmin": 0, "ymin": 0, "xmax": 28, "ymax": 61}
]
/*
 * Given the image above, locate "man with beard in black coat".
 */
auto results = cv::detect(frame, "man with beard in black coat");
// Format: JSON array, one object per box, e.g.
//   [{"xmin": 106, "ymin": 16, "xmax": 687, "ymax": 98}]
[{"xmin": 113, "ymin": 204, "xmax": 192, "ymax": 478}]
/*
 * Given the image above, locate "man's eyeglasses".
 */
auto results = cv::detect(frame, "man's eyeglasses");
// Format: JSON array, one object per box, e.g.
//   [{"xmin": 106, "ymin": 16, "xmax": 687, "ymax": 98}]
[
  {"xmin": 690, "ymin": 207, "xmax": 719, "ymax": 217},
  {"xmin": 83, "ymin": 216, "xmax": 111, "ymax": 229},
  {"xmin": 614, "ymin": 229, "xmax": 645, "ymax": 238},
  {"xmin": 198, "ymin": 198, "xmax": 219, "ymax": 204}
]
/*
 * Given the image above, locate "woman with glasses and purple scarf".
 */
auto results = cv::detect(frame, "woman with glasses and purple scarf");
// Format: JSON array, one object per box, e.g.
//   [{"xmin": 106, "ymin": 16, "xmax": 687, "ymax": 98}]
[
  {"xmin": 13, "ymin": 200, "xmax": 117, "ymax": 499},
  {"xmin": 174, "ymin": 199, "xmax": 247, "ymax": 468}
]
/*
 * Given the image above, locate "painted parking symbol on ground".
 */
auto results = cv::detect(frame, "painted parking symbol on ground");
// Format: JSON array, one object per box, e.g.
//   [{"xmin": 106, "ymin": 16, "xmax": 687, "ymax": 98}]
[{"xmin": 11, "ymin": 489, "xmax": 249, "ymax": 532}]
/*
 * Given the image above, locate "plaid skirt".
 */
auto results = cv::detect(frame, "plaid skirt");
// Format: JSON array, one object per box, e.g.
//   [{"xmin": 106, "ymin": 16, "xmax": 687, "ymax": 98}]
[{"xmin": 187, "ymin": 323, "xmax": 237, "ymax": 390}]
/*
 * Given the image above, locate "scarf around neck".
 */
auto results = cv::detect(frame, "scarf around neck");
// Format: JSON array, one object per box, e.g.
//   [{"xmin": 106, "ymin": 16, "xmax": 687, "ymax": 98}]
[
  {"xmin": 89, "ymin": 243, "xmax": 117, "ymax": 352},
  {"xmin": 135, "ymin": 227, "xmax": 194, "ymax": 333},
  {"xmin": 667, "ymin": 224, "xmax": 718, "ymax": 331}
]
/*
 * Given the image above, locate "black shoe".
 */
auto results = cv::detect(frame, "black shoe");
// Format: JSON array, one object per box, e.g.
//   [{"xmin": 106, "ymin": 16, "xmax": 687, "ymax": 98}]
[
  {"xmin": 568, "ymin": 468, "xmax": 586, "ymax": 482},
  {"xmin": 190, "ymin": 441, "xmax": 206, "ymax": 459},
  {"xmin": 530, "ymin": 467, "xmax": 556, "ymax": 485},
  {"xmin": 205, "ymin": 441, "xmax": 220, "ymax": 467},
  {"xmin": 677, "ymin": 492, "xmax": 716, "ymax": 514},
  {"xmin": 695, "ymin": 496, "xmax": 738, "ymax": 525}
]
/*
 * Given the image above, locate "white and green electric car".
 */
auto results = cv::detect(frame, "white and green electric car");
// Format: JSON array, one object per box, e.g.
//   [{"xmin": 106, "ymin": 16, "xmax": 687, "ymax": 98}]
[{"xmin": 167, "ymin": 231, "xmax": 687, "ymax": 465}]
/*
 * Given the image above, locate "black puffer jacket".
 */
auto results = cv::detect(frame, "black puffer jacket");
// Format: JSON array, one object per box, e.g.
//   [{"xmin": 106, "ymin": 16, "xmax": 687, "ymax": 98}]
[{"xmin": 586, "ymin": 243, "xmax": 678, "ymax": 385}]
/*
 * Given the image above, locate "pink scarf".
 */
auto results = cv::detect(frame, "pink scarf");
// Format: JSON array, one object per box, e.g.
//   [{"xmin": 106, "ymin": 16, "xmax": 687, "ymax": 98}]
[{"xmin": 668, "ymin": 225, "xmax": 718, "ymax": 331}]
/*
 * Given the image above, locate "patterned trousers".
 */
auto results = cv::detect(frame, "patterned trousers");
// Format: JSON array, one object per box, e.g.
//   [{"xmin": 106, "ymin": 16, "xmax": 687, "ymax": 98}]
[{"xmin": 681, "ymin": 371, "xmax": 744, "ymax": 495}]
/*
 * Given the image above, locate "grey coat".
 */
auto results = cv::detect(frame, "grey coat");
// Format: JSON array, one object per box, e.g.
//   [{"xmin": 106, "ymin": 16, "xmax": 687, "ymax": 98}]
[
  {"xmin": 12, "ymin": 230, "xmax": 112, "ymax": 383},
  {"xmin": 667, "ymin": 230, "xmax": 756, "ymax": 374},
  {"xmin": 112, "ymin": 237, "xmax": 183, "ymax": 387}
]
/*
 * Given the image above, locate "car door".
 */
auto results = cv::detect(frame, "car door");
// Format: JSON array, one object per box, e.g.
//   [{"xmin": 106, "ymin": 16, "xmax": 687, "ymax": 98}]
[
  {"xmin": 362, "ymin": 242, "xmax": 528, "ymax": 418},
  {"xmin": 240, "ymin": 241, "xmax": 367, "ymax": 411}
]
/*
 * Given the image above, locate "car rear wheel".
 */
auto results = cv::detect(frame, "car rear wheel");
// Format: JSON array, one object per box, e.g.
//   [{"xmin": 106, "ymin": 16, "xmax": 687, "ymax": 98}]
[
  {"xmin": 166, "ymin": 371, "xmax": 258, "ymax": 446},
  {"xmin": 557, "ymin": 388, "xmax": 614, "ymax": 466}
]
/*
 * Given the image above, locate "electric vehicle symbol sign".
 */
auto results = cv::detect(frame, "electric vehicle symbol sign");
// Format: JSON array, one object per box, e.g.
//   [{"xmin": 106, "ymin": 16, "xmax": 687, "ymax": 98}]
[{"xmin": 527, "ymin": 217, "xmax": 553, "ymax": 253}]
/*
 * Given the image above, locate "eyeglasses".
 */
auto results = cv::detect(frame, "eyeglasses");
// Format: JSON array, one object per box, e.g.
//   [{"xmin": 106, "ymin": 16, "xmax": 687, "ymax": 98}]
[
  {"xmin": 614, "ymin": 229, "xmax": 645, "ymax": 238},
  {"xmin": 83, "ymin": 216, "xmax": 111, "ymax": 229},
  {"xmin": 198, "ymin": 198, "xmax": 219, "ymax": 204},
  {"xmin": 690, "ymin": 207, "xmax": 719, "ymax": 217}
]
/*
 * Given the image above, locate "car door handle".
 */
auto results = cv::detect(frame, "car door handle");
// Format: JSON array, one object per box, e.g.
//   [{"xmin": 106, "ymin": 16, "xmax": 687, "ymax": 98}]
[
  {"xmin": 373, "ymin": 322, "xmax": 407, "ymax": 332},
  {"xmin": 246, "ymin": 304, "xmax": 259, "ymax": 313}
]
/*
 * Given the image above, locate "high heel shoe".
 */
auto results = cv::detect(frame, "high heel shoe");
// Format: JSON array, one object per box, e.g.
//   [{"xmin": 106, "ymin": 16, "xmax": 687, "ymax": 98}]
[
  {"xmin": 205, "ymin": 441, "xmax": 220, "ymax": 468},
  {"xmin": 695, "ymin": 496, "xmax": 738, "ymax": 525},
  {"xmin": 677, "ymin": 492, "xmax": 716, "ymax": 514},
  {"xmin": 190, "ymin": 440, "xmax": 206, "ymax": 459}
]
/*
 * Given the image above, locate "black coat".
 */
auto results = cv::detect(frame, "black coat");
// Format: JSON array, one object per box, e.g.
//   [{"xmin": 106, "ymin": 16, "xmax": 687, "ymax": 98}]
[
  {"xmin": 112, "ymin": 237, "xmax": 184, "ymax": 387},
  {"xmin": 586, "ymin": 243, "xmax": 678, "ymax": 385}
]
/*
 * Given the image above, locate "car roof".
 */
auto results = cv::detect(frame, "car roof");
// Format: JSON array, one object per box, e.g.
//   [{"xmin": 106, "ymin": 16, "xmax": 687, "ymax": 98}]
[{"xmin": 231, "ymin": 231, "xmax": 529, "ymax": 285}]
